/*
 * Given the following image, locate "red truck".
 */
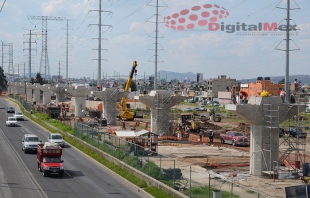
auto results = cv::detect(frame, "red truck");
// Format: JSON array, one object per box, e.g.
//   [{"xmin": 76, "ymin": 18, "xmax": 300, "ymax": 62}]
[
  {"xmin": 220, "ymin": 131, "xmax": 249, "ymax": 146},
  {"xmin": 37, "ymin": 143, "xmax": 64, "ymax": 177}
]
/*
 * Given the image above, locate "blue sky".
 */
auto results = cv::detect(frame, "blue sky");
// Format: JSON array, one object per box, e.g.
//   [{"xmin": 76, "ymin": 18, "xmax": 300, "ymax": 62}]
[{"xmin": 0, "ymin": 0, "xmax": 309, "ymax": 80}]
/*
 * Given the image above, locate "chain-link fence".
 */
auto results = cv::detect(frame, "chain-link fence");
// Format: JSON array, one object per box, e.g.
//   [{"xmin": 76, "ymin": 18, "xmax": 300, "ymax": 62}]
[
  {"xmin": 74, "ymin": 122, "xmax": 271, "ymax": 198},
  {"xmin": 10, "ymin": 94, "xmax": 31, "ymax": 111}
]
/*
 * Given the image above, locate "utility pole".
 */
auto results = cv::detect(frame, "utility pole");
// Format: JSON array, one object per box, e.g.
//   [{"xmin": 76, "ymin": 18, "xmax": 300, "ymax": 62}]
[
  {"xmin": 8, "ymin": 43, "xmax": 13, "ymax": 81},
  {"xmin": 28, "ymin": 16, "xmax": 66, "ymax": 80},
  {"xmin": 89, "ymin": 0, "xmax": 111, "ymax": 86},
  {"xmin": 66, "ymin": 20, "xmax": 69, "ymax": 85},
  {"xmin": 147, "ymin": 0, "xmax": 166, "ymax": 91},
  {"xmin": 58, "ymin": 61, "xmax": 61, "ymax": 82},
  {"xmin": 24, "ymin": 62, "xmax": 27, "ymax": 102},
  {"xmin": 1, "ymin": 41, "xmax": 3, "ymax": 70},
  {"xmin": 23, "ymin": 29, "xmax": 37, "ymax": 82},
  {"xmin": 276, "ymin": 0, "xmax": 300, "ymax": 103}
]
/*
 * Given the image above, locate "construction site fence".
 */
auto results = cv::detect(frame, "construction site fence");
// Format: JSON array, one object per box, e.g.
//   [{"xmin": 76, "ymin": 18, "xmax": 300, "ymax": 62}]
[
  {"xmin": 74, "ymin": 122, "xmax": 272, "ymax": 198},
  {"xmin": 9, "ymin": 94, "xmax": 31, "ymax": 112}
]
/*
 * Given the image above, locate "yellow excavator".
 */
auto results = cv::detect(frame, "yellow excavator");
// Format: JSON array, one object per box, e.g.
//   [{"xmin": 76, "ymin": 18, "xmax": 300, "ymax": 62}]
[{"xmin": 116, "ymin": 61, "xmax": 137, "ymax": 121}]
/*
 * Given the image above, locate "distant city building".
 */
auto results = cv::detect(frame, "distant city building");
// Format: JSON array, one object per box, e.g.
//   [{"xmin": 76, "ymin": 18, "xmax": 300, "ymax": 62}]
[
  {"xmin": 197, "ymin": 73, "xmax": 203, "ymax": 82},
  {"xmin": 52, "ymin": 75, "xmax": 63, "ymax": 82},
  {"xmin": 240, "ymin": 77, "xmax": 284, "ymax": 98},
  {"xmin": 206, "ymin": 75, "xmax": 236, "ymax": 100}
]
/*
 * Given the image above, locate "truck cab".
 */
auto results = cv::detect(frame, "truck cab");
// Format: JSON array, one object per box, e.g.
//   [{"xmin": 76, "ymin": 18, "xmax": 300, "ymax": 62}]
[{"xmin": 37, "ymin": 143, "xmax": 64, "ymax": 177}]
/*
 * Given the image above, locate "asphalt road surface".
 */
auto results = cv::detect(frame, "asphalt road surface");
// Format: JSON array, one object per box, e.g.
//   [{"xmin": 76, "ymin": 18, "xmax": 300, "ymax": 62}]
[{"xmin": 0, "ymin": 98, "xmax": 152, "ymax": 198}]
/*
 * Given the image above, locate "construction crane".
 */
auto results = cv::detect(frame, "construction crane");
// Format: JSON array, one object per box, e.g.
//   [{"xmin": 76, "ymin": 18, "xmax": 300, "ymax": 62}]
[{"xmin": 116, "ymin": 61, "xmax": 137, "ymax": 121}]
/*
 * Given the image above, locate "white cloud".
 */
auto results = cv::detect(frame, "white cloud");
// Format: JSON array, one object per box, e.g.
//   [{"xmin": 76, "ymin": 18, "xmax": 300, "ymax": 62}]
[{"xmin": 41, "ymin": 0, "xmax": 65, "ymax": 15}]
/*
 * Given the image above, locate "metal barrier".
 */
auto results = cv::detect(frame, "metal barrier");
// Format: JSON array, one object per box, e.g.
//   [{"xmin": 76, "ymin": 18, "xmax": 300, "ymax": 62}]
[
  {"xmin": 10, "ymin": 94, "xmax": 31, "ymax": 112},
  {"xmin": 74, "ymin": 122, "xmax": 271, "ymax": 198}
]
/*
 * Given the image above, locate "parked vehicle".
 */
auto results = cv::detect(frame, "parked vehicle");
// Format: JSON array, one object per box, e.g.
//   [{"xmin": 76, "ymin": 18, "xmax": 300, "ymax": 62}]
[
  {"xmin": 37, "ymin": 143, "xmax": 64, "ymax": 177},
  {"xmin": 286, "ymin": 127, "xmax": 307, "ymax": 138},
  {"xmin": 6, "ymin": 117, "xmax": 17, "ymax": 127},
  {"xmin": 7, "ymin": 106, "xmax": 15, "ymax": 113},
  {"xmin": 47, "ymin": 133, "xmax": 65, "ymax": 147},
  {"xmin": 183, "ymin": 107, "xmax": 192, "ymax": 112},
  {"xmin": 192, "ymin": 107, "xmax": 200, "ymax": 111},
  {"xmin": 198, "ymin": 106, "xmax": 207, "ymax": 111},
  {"xmin": 220, "ymin": 131, "xmax": 249, "ymax": 146},
  {"xmin": 14, "ymin": 112, "xmax": 24, "ymax": 120},
  {"xmin": 22, "ymin": 134, "xmax": 42, "ymax": 153}
]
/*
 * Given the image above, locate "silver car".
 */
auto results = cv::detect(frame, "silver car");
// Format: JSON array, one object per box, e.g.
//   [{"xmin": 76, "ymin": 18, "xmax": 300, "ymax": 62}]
[
  {"xmin": 14, "ymin": 112, "xmax": 24, "ymax": 120},
  {"xmin": 47, "ymin": 133, "xmax": 65, "ymax": 148},
  {"xmin": 22, "ymin": 134, "xmax": 42, "ymax": 153}
]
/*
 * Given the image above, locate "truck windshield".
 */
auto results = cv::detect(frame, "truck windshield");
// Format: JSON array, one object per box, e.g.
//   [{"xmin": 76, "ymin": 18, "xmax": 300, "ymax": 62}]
[
  {"xmin": 25, "ymin": 137, "xmax": 39, "ymax": 142},
  {"xmin": 43, "ymin": 157, "xmax": 62, "ymax": 163},
  {"xmin": 234, "ymin": 133, "xmax": 244, "ymax": 136},
  {"xmin": 52, "ymin": 135, "xmax": 63, "ymax": 139}
]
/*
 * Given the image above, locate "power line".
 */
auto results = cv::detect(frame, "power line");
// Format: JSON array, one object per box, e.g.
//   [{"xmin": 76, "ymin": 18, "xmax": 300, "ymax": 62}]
[{"xmin": 0, "ymin": 0, "xmax": 6, "ymax": 12}]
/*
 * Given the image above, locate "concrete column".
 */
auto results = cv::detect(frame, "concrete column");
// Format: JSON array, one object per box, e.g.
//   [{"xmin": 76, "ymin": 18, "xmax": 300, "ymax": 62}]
[
  {"xmin": 50, "ymin": 84, "xmax": 66, "ymax": 103},
  {"xmin": 93, "ymin": 88, "xmax": 128, "ymax": 125},
  {"xmin": 18, "ymin": 83, "xmax": 26, "ymax": 95},
  {"xmin": 39, "ymin": 84, "xmax": 51, "ymax": 105},
  {"xmin": 66, "ymin": 86, "xmax": 90, "ymax": 117},
  {"xmin": 42, "ymin": 91, "xmax": 51, "ymax": 105},
  {"xmin": 139, "ymin": 90, "xmax": 187, "ymax": 136},
  {"xmin": 226, "ymin": 96, "xmax": 306, "ymax": 176},
  {"xmin": 32, "ymin": 83, "xmax": 41, "ymax": 103},
  {"xmin": 26, "ymin": 89, "xmax": 32, "ymax": 101}
]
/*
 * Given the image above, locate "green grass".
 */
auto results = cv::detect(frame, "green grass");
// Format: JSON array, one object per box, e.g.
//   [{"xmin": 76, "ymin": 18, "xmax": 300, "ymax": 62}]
[{"xmin": 144, "ymin": 186, "xmax": 173, "ymax": 198}]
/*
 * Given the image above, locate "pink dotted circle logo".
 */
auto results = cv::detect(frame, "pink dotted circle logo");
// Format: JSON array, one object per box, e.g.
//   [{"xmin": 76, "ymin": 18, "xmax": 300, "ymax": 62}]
[{"xmin": 164, "ymin": 4, "xmax": 229, "ymax": 30}]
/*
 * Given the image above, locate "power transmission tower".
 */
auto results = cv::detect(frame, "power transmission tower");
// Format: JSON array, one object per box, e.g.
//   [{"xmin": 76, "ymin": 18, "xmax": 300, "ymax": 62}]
[
  {"xmin": 89, "ymin": 0, "xmax": 112, "ymax": 86},
  {"xmin": 27, "ymin": 16, "xmax": 66, "ymax": 80},
  {"xmin": 23, "ymin": 30, "xmax": 37, "ymax": 81},
  {"xmin": 147, "ymin": 0, "xmax": 167, "ymax": 91},
  {"xmin": 7, "ymin": 43, "xmax": 13, "ymax": 80},
  {"xmin": 275, "ymin": 0, "xmax": 300, "ymax": 103}
]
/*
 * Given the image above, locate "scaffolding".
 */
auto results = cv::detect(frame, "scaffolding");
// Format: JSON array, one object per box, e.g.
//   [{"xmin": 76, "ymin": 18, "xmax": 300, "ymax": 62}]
[{"xmin": 262, "ymin": 102, "xmax": 306, "ymax": 178}]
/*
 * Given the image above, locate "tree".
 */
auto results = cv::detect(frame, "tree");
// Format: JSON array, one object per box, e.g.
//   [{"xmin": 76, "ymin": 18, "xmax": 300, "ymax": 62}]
[
  {"xmin": 33, "ymin": 73, "xmax": 48, "ymax": 85},
  {"xmin": 0, "ymin": 67, "xmax": 7, "ymax": 94}
]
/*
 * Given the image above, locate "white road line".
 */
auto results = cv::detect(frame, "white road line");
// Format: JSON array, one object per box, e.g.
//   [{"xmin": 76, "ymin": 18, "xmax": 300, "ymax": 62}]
[
  {"xmin": 0, "ymin": 128, "xmax": 48, "ymax": 198},
  {"xmin": 21, "ymin": 129, "xmax": 25, "ymax": 133}
]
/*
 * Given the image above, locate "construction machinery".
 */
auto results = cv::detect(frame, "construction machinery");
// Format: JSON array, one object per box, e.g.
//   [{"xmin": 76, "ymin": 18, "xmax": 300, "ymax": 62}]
[
  {"xmin": 178, "ymin": 113, "xmax": 202, "ymax": 132},
  {"xmin": 116, "ymin": 61, "xmax": 137, "ymax": 121}
]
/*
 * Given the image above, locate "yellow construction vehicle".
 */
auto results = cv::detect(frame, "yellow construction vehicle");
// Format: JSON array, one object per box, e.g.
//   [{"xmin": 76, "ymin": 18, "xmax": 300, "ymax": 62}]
[
  {"xmin": 116, "ymin": 61, "xmax": 137, "ymax": 121},
  {"xmin": 178, "ymin": 113, "xmax": 202, "ymax": 132}
]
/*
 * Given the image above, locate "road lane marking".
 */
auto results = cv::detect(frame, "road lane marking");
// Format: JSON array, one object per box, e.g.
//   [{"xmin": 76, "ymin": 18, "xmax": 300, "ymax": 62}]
[{"xmin": 0, "ymin": 128, "xmax": 48, "ymax": 198}]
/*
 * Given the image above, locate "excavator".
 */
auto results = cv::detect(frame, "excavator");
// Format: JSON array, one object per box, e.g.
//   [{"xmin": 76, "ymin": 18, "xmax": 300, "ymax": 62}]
[{"xmin": 116, "ymin": 61, "xmax": 137, "ymax": 121}]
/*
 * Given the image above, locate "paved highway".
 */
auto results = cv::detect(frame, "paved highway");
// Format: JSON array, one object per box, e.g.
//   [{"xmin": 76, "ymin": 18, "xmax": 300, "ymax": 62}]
[{"xmin": 0, "ymin": 97, "xmax": 152, "ymax": 198}]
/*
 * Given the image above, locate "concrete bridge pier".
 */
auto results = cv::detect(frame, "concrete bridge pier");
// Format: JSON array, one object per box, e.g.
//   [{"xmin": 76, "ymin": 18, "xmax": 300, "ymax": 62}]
[
  {"xmin": 93, "ymin": 88, "xmax": 128, "ymax": 125},
  {"xmin": 26, "ymin": 83, "xmax": 32, "ymax": 102},
  {"xmin": 39, "ymin": 84, "xmax": 51, "ymax": 105},
  {"xmin": 139, "ymin": 90, "xmax": 187, "ymax": 136},
  {"xmin": 226, "ymin": 96, "xmax": 306, "ymax": 176},
  {"xmin": 66, "ymin": 86, "xmax": 90, "ymax": 117},
  {"xmin": 32, "ymin": 83, "xmax": 41, "ymax": 103}
]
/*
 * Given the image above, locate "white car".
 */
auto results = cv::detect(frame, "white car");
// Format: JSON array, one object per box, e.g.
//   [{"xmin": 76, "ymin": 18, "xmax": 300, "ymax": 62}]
[
  {"xmin": 22, "ymin": 134, "xmax": 42, "ymax": 153},
  {"xmin": 14, "ymin": 112, "xmax": 24, "ymax": 120},
  {"xmin": 6, "ymin": 117, "xmax": 17, "ymax": 127},
  {"xmin": 47, "ymin": 133, "xmax": 65, "ymax": 147}
]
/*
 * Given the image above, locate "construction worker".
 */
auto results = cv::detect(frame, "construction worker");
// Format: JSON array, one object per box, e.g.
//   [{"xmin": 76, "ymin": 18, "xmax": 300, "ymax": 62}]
[
  {"xmin": 209, "ymin": 130, "xmax": 214, "ymax": 143},
  {"xmin": 199, "ymin": 129, "xmax": 203, "ymax": 142}
]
